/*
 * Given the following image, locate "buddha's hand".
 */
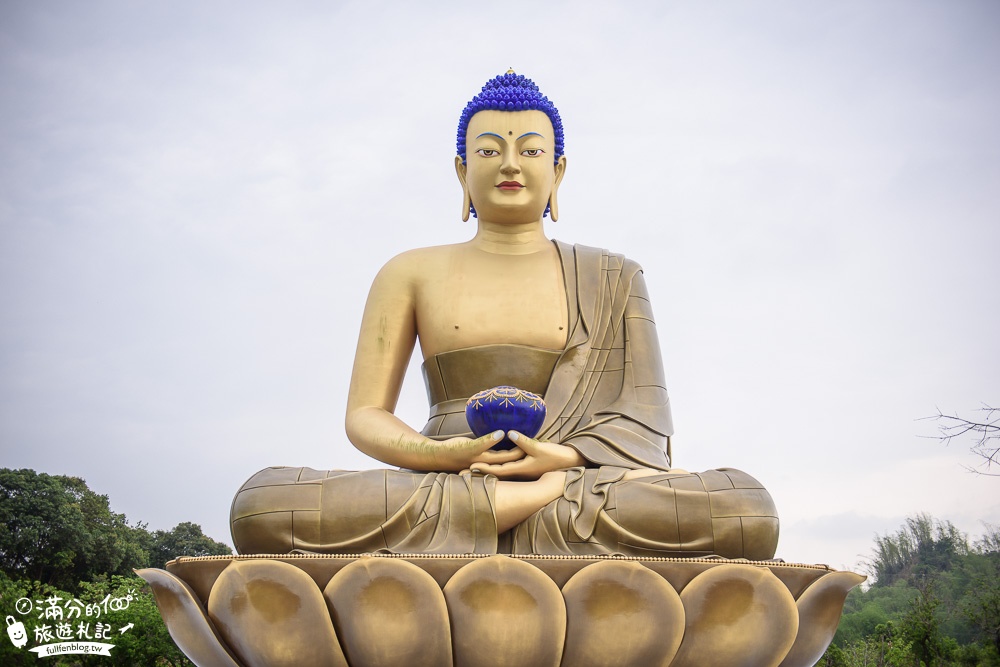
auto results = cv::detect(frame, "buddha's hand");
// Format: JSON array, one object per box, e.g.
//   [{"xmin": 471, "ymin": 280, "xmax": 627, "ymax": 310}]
[
  {"xmin": 432, "ymin": 430, "xmax": 526, "ymax": 472},
  {"xmin": 468, "ymin": 431, "xmax": 586, "ymax": 480}
]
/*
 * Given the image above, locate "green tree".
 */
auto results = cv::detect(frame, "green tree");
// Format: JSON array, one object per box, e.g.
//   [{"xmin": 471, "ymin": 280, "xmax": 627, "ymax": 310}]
[
  {"xmin": 0, "ymin": 469, "xmax": 89, "ymax": 588},
  {"xmin": 963, "ymin": 525, "xmax": 1000, "ymax": 654},
  {"xmin": 827, "ymin": 516, "xmax": 1000, "ymax": 666},
  {"xmin": 900, "ymin": 577, "xmax": 956, "ymax": 666},
  {"xmin": 145, "ymin": 521, "xmax": 231, "ymax": 569},
  {"xmin": 0, "ymin": 572, "xmax": 191, "ymax": 666},
  {"xmin": 0, "ymin": 469, "xmax": 148, "ymax": 591},
  {"xmin": 0, "ymin": 468, "xmax": 232, "ymax": 666},
  {"xmin": 869, "ymin": 514, "xmax": 968, "ymax": 587},
  {"xmin": 835, "ymin": 581, "xmax": 921, "ymax": 646},
  {"xmin": 74, "ymin": 575, "xmax": 192, "ymax": 666}
]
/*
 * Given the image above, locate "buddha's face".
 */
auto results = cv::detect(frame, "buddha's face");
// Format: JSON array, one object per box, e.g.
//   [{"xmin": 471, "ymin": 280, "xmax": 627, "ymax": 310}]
[{"xmin": 456, "ymin": 110, "xmax": 566, "ymax": 224}]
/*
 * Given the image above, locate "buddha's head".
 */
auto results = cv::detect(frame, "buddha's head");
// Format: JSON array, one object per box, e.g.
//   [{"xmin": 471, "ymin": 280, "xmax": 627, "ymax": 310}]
[{"xmin": 455, "ymin": 72, "xmax": 567, "ymax": 223}]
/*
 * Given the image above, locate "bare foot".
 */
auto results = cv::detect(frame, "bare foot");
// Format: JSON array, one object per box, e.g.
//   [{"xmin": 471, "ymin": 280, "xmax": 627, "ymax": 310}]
[{"xmin": 494, "ymin": 472, "xmax": 567, "ymax": 533}]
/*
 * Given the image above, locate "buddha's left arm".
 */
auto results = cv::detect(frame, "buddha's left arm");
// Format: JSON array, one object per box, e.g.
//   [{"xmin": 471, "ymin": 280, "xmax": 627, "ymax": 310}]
[
  {"xmin": 472, "ymin": 263, "xmax": 673, "ymax": 477},
  {"xmin": 559, "ymin": 265, "xmax": 674, "ymax": 470}
]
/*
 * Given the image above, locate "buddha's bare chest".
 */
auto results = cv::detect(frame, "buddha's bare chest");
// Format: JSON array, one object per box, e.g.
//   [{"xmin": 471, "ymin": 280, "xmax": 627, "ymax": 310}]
[{"xmin": 415, "ymin": 251, "xmax": 568, "ymax": 355}]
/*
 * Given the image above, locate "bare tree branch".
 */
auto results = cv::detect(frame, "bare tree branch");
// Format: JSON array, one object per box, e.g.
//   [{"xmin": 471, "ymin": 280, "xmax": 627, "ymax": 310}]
[{"xmin": 920, "ymin": 404, "xmax": 1000, "ymax": 476}]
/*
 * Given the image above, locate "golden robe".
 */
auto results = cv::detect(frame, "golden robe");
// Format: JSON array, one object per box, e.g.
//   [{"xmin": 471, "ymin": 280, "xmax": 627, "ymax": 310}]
[{"xmin": 230, "ymin": 242, "xmax": 779, "ymax": 559}]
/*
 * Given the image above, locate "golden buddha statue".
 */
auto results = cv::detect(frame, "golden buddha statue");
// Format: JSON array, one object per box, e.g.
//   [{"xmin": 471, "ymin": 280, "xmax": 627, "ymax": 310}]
[
  {"xmin": 230, "ymin": 72, "xmax": 779, "ymax": 559},
  {"xmin": 140, "ymin": 73, "xmax": 865, "ymax": 667}
]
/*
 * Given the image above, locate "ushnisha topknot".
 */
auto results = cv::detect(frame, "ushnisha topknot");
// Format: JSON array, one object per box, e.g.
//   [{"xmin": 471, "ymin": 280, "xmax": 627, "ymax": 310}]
[{"xmin": 456, "ymin": 71, "xmax": 565, "ymax": 165}]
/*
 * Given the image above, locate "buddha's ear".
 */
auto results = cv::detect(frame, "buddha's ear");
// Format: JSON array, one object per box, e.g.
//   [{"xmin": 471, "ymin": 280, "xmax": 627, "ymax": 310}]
[
  {"xmin": 455, "ymin": 155, "xmax": 471, "ymax": 222},
  {"xmin": 548, "ymin": 155, "xmax": 567, "ymax": 222}
]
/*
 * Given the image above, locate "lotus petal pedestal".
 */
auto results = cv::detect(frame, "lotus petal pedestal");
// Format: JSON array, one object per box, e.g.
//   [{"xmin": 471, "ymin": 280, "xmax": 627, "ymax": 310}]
[{"xmin": 138, "ymin": 554, "xmax": 863, "ymax": 667}]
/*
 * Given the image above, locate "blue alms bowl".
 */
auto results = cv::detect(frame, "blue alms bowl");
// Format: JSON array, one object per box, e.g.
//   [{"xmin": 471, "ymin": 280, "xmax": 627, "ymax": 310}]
[{"xmin": 466, "ymin": 386, "xmax": 547, "ymax": 451}]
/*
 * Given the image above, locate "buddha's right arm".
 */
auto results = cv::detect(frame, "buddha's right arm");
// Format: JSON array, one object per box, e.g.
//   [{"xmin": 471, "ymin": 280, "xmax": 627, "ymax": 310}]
[
  {"xmin": 346, "ymin": 405, "xmax": 505, "ymax": 471},
  {"xmin": 344, "ymin": 255, "xmax": 437, "ymax": 469},
  {"xmin": 344, "ymin": 253, "xmax": 509, "ymax": 471}
]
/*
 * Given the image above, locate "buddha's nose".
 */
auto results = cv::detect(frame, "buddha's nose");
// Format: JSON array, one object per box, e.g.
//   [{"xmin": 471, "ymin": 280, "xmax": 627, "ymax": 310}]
[{"xmin": 500, "ymin": 153, "xmax": 520, "ymax": 175}]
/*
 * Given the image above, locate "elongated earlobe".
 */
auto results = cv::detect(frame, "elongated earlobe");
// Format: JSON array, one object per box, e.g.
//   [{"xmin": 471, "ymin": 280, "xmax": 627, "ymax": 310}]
[
  {"xmin": 455, "ymin": 156, "xmax": 471, "ymax": 222},
  {"xmin": 549, "ymin": 155, "xmax": 567, "ymax": 222}
]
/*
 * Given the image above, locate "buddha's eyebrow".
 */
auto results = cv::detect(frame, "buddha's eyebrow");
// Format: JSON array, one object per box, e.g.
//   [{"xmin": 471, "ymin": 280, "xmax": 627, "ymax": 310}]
[
  {"xmin": 517, "ymin": 132, "xmax": 544, "ymax": 140},
  {"xmin": 476, "ymin": 132, "xmax": 505, "ymax": 140}
]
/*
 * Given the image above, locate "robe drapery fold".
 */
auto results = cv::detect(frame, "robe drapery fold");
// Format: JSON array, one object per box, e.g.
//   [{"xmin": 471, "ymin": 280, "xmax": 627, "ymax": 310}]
[
  {"xmin": 539, "ymin": 242, "xmax": 674, "ymax": 470},
  {"xmin": 230, "ymin": 242, "xmax": 779, "ymax": 559},
  {"xmin": 231, "ymin": 468, "xmax": 499, "ymax": 554}
]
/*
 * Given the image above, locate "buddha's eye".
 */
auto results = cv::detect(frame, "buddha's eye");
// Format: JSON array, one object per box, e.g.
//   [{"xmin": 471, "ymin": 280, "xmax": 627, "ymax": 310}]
[
  {"xmin": 521, "ymin": 148, "xmax": 545, "ymax": 157},
  {"xmin": 475, "ymin": 148, "xmax": 500, "ymax": 157}
]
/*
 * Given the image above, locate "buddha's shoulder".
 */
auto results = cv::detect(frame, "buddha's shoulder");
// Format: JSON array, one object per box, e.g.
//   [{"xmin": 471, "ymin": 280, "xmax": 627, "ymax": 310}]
[
  {"xmin": 556, "ymin": 241, "xmax": 644, "ymax": 275},
  {"xmin": 372, "ymin": 243, "xmax": 465, "ymax": 281}
]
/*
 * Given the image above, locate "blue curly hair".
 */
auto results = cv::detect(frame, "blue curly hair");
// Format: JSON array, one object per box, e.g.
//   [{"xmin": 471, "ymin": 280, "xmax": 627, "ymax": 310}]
[
  {"xmin": 457, "ymin": 72, "xmax": 564, "ymax": 218},
  {"xmin": 457, "ymin": 72, "xmax": 564, "ymax": 163}
]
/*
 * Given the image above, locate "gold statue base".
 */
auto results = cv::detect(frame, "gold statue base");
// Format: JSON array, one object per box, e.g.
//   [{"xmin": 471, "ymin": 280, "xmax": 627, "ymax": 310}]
[{"xmin": 138, "ymin": 553, "xmax": 863, "ymax": 667}]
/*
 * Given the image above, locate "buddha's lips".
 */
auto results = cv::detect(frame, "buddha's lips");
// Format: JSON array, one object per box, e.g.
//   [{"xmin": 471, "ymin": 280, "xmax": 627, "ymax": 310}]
[{"xmin": 496, "ymin": 181, "xmax": 524, "ymax": 190}]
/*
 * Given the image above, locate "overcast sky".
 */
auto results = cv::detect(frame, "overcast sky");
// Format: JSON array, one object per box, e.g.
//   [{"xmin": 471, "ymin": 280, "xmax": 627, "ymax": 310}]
[{"xmin": 1, "ymin": 0, "xmax": 998, "ymax": 572}]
